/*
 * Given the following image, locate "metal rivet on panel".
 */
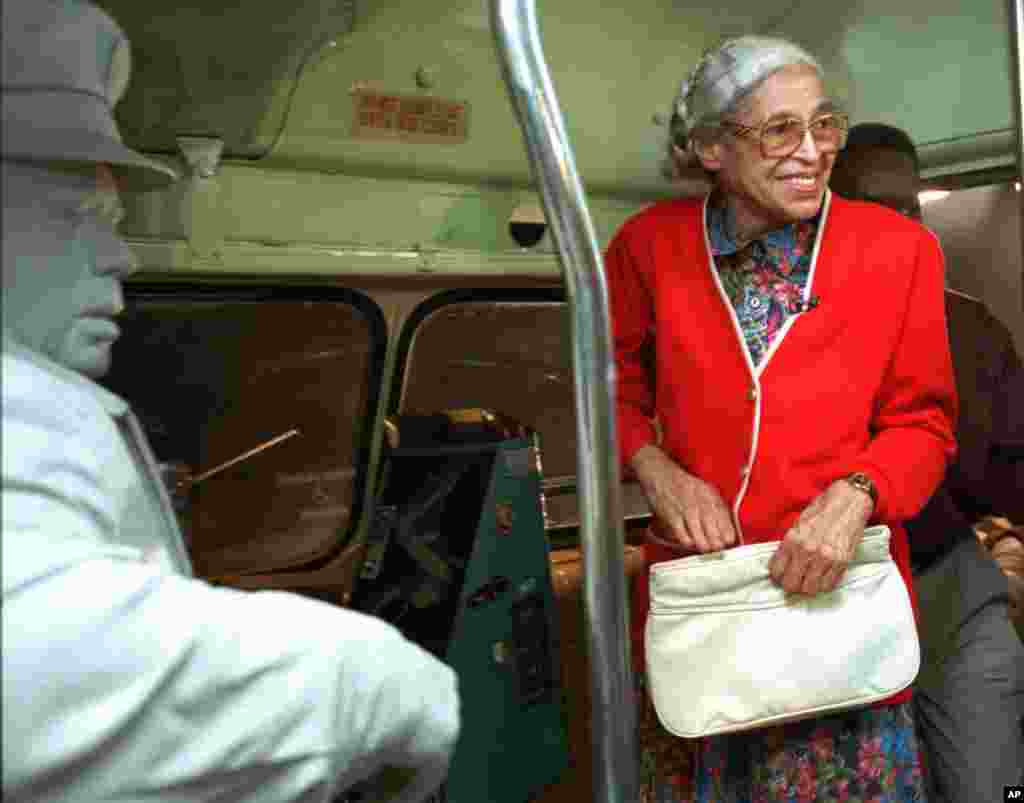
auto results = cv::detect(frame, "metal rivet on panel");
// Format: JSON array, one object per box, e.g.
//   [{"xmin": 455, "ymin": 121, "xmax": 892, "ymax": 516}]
[{"xmin": 415, "ymin": 66, "xmax": 435, "ymax": 89}]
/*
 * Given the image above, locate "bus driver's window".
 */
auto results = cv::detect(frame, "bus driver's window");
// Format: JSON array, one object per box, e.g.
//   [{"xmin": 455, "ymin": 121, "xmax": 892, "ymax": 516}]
[{"xmin": 101, "ymin": 287, "xmax": 385, "ymax": 580}]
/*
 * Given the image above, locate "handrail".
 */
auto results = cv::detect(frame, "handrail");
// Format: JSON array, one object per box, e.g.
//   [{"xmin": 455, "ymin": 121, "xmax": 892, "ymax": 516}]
[
  {"xmin": 489, "ymin": 2, "xmax": 639, "ymax": 801},
  {"xmin": 1009, "ymin": 0, "xmax": 1024, "ymax": 313}
]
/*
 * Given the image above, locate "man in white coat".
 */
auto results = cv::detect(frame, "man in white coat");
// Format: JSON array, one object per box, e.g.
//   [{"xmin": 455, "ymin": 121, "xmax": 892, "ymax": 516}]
[{"xmin": 0, "ymin": 2, "xmax": 459, "ymax": 801}]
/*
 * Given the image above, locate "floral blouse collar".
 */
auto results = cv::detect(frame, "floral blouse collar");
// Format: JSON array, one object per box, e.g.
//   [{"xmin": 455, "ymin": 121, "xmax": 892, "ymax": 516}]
[{"xmin": 706, "ymin": 195, "xmax": 821, "ymax": 259}]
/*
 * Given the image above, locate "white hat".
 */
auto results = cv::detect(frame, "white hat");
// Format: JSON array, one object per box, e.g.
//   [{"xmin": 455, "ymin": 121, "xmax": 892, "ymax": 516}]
[{"xmin": 2, "ymin": 0, "xmax": 179, "ymax": 189}]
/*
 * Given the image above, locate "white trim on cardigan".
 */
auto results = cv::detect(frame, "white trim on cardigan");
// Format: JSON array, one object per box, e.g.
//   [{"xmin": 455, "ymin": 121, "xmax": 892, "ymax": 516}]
[{"xmin": 699, "ymin": 190, "xmax": 834, "ymax": 545}]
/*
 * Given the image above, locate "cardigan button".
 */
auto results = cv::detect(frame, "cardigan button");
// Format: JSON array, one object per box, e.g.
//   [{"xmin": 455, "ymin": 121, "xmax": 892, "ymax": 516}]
[
  {"xmin": 747, "ymin": 386, "xmax": 758, "ymax": 401},
  {"xmin": 741, "ymin": 465, "xmax": 751, "ymax": 478}
]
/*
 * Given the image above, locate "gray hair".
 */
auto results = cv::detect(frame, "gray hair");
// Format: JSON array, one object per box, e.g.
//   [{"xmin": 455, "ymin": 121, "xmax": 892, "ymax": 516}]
[{"xmin": 665, "ymin": 36, "xmax": 823, "ymax": 176}]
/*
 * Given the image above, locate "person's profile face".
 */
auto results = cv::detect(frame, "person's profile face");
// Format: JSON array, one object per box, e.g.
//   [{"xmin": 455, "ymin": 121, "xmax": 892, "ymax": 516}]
[
  {"xmin": 1, "ymin": 161, "xmax": 136, "ymax": 378},
  {"xmin": 830, "ymin": 147, "xmax": 922, "ymax": 221}
]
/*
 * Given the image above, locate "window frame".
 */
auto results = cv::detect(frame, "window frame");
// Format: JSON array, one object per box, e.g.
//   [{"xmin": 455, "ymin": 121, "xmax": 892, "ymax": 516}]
[
  {"xmin": 392, "ymin": 287, "xmax": 653, "ymax": 536},
  {"xmin": 115, "ymin": 280, "xmax": 389, "ymax": 569}
]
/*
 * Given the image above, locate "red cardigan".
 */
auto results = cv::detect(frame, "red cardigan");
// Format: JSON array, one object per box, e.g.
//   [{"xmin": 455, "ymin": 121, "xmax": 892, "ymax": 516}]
[{"xmin": 606, "ymin": 191, "xmax": 958, "ymax": 706}]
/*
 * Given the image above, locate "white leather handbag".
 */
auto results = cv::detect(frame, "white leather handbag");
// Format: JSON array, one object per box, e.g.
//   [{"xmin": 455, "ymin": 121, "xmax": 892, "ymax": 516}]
[{"xmin": 644, "ymin": 526, "xmax": 920, "ymax": 738}]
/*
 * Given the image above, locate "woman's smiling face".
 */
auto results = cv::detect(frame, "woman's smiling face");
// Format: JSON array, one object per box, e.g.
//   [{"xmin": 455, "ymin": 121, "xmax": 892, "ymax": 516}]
[{"xmin": 698, "ymin": 65, "xmax": 837, "ymax": 242}]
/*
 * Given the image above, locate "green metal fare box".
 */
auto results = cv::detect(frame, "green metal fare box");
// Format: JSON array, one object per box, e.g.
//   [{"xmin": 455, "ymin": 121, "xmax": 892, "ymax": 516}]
[{"xmin": 351, "ymin": 426, "xmax": 569, "ymax": 803}]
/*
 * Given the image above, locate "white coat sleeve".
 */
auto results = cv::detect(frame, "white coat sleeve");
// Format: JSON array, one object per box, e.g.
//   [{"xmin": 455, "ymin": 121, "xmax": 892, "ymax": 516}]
[{"xmin": 1, "ymin": 366, "xmax": 460, "ymax": 803}]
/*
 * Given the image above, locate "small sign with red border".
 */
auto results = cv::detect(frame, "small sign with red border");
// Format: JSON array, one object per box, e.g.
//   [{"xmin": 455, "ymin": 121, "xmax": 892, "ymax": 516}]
[{"xmin": 352, "ymin": 90, "xmax": 469, "ymax": 144}]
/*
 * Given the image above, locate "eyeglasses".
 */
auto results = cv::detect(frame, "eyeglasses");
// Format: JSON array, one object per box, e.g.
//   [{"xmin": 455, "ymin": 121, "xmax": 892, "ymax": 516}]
[{"xmin": 721, "ymin": 112, "xmax": 850, "ymax": 159}]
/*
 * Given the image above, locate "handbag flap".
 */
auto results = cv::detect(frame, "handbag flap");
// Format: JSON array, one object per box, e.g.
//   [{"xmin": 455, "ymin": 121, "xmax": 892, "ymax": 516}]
[{"xmin": 649, "ymin": 526, "xmax": 891, "ymax": 603}]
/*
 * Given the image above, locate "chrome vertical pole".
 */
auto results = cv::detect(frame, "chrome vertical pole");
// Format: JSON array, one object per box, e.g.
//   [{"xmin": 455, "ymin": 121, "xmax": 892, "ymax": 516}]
[
  {"xmin": 489, "ymin": 2, "xmax": 638, "ymax": 802},
  {"xmin": 1010, "ymin": 0, "xmax": 1024, "ymax": 312}
]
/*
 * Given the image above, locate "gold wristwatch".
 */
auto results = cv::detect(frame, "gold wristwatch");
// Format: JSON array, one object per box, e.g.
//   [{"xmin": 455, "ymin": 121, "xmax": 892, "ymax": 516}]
[{"xmin": 844, "ymin": 472, "xmax": 878, "ymax": 506}]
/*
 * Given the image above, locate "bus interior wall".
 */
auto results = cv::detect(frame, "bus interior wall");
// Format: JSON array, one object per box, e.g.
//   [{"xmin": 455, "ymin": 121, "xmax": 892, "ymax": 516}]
[{"xmin": 78, "ymin": 1, "xmax": 1024, "ymax": 799}]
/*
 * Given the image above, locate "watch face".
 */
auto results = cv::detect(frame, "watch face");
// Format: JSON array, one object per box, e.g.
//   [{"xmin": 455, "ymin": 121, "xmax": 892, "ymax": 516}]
[{"xmin": 848, "ymin": 473, "xmax": 876, "ymax": 500}]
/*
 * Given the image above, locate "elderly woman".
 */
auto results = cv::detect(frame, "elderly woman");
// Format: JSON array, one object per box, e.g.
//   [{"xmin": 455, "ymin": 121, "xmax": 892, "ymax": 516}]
[{"xmin": 604, "ymin": 37, "xmax": 958, "ymax": 801}]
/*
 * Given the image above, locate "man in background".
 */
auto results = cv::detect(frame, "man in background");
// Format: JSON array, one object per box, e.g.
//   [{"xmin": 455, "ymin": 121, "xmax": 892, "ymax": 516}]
[
  {"xmin": 1, "ymin": 2, "xmax": 458, "ymax": 801},
  {"xmin": 831, "ymin": 122, "xmax": 1024, "ymax": 802}
]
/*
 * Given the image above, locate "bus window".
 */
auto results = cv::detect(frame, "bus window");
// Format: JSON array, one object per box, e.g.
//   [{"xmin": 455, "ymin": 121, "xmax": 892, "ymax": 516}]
[
  {"xmin": 101, "ymin": 285, "xmax": 386, "ymax": 578},
  {"xmin": 395, "ymin": 290, "xmax": 652, "ymax": 535}
]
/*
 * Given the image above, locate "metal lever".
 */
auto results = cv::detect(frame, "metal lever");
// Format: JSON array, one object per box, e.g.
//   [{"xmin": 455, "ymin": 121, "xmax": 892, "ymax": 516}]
[
  {"xmin": 177, "ymin": 428, "xmax": 301, "ymax": 490},
  {"xmin": 489, "ymin": 2, "xmax": 639, "ymax": 801}
]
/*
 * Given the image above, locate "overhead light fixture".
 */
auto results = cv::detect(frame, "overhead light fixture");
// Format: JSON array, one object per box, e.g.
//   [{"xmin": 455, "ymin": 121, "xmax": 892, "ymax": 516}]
[
  {"xmin": 508, "ymin": 196, "xmax": 548, "ymax": 249},
  {"xmin": 917, "ymin": 190, "xmax": 950, "ymax": 205}
]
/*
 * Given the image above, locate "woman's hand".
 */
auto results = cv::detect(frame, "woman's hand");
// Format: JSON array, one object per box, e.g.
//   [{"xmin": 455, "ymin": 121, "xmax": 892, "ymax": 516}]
[
  {"xmin": 768, "ymin": 479, "xmax": 874, "ymax": 595},
  {"xmin": 630, "ymin": 445, "xmax": 737, "ymax": 553}
]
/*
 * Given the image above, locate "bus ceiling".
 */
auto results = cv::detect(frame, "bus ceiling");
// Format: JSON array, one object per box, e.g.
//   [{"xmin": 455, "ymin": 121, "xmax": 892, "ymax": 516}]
[{"xmin": 97, "ymin": 0, "xmax": 1020, "ymax": 196}]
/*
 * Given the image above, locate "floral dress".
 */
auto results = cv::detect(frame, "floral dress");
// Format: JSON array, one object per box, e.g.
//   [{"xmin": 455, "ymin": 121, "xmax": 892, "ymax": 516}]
[{"xmin": 635, "ymin": 200, "xmax": 928, "ymax": 803}]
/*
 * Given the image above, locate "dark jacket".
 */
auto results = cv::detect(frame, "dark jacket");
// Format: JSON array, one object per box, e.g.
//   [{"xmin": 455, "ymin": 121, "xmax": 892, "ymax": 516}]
[{"xmin": 907, "ymin": 289, "xmax": 1024, "ymax": 572}]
